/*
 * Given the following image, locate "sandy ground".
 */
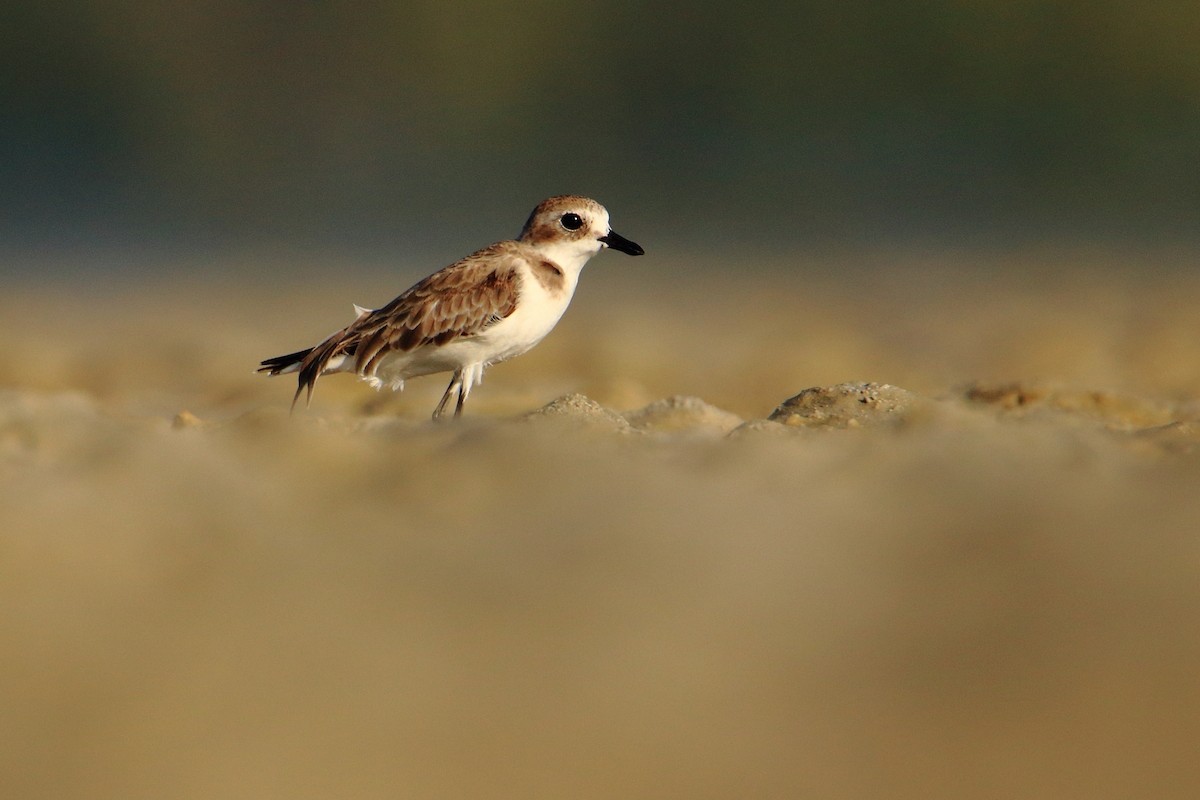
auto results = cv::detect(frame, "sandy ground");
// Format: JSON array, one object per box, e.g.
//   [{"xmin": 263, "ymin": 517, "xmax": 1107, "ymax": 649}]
[{"xmin": 3, "ymin": 249, "xmax": 1200, "ymax": 798}]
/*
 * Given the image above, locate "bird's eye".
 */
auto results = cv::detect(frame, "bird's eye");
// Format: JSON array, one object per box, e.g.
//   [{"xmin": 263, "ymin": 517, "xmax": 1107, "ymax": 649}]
[{"xmin": 560, "ymin": 213, "xmax": 584, "ymax": 231}]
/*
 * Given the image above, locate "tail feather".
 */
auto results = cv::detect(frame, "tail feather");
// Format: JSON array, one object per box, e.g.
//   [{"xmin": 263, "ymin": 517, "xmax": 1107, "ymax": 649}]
[
  {"xmin": 257, "ymin": 346, "xmax": 324, "ymax": 412},
  {"xmin": 260, "ymin": 316, "xmax": 364, "ymax": 411},
  {"xmin": 257, "ymin": 348, "xmax": 313, "ymax": 375},
  {"xmin": 289, "ymin": 334, "xmax": 355, "ymax": 411}
]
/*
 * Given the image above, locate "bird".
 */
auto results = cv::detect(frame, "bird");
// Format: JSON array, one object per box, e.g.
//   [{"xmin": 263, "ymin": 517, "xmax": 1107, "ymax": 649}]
[{"xmin": 257, "ymin": 195, "xmax": 644, "ymax": 419}]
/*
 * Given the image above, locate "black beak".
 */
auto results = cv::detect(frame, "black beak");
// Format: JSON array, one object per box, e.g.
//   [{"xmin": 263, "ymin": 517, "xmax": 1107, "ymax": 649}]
[{"xmin": 599, "ymin": 230, "xmax": 644, "ymax": 256}]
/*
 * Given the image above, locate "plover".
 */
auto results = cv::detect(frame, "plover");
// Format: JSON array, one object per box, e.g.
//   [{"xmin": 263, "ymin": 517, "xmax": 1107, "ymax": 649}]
[{"xmin": 258, "ymin": 195, "xmax": 644, "ymax": 419}]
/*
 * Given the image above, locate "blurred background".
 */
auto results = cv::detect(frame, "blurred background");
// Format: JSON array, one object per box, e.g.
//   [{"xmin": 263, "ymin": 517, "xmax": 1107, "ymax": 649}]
[
  {"xmin": 5, "ymin": 0, "xmax": 1200, "ymax": 267},
  {"xmin": 6, "ymin": 6, "xmax": 1200, "ymax": 799}
]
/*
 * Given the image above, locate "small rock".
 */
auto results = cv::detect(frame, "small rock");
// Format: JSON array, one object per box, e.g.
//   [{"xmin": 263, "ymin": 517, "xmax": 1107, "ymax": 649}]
[
  {"xmin": 171, "ymin": 410, "xmax": 203, "ymax": 429},
  {"xmin": 625, "ymin": 395, "xmax": 744, "ymax": 435},
  {"xmin": 522, "ymin": 393, "xmax": 633, "ymax": 434},
  {"xmin": 960, "ymin": 382, "xmax": 1046, "ymax": 410},
  {"xmin": 768, "ymin": 382, "xmax": 924, "ymax": 429}
]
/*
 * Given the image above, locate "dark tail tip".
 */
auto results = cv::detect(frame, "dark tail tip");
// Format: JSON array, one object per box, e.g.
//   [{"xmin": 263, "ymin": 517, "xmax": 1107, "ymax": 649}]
[{"xmin": 257, "ymin": 347, "xmax": 313, "ymax": 375}]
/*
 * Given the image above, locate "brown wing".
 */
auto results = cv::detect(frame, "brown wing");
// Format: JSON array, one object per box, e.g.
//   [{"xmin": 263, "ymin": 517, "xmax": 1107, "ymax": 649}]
[{"xmin": 290, "ymin": 244, "xmax": 521, "ymax": 408}]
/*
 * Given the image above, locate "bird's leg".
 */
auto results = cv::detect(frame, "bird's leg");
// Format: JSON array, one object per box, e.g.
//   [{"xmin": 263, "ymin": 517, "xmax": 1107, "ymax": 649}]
[
  {"xmin": 454, "ymin": 383, "xmax": 467, "ymax": 417},
  {"xmin": 433, "ymin": 371, "xmax": 463, "ymax": 421},
  {"xmin": 453, "ymin": 362, "xmax": 481, "ymax": 419}
]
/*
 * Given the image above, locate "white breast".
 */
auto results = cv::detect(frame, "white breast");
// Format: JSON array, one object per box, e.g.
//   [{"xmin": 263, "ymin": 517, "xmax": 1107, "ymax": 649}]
[
  {"xmin": 474, "ymin": 266, "xmax": 579, "ymax": 364},
  {"xmin": 370, "ymin": 265, "xmax": 579, "ymax": 384}
]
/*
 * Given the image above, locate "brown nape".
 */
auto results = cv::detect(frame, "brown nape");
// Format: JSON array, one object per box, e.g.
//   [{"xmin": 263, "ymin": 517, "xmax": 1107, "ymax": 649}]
[{"xmin": 521, "ymin": 220, "xmax": 571, "ymax": 246}]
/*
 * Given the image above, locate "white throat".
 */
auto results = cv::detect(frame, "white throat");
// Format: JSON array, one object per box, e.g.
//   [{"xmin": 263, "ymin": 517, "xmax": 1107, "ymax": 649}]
[{"xmin": 532, "ymin": 238, "xmax": 605, "ymax": 279}]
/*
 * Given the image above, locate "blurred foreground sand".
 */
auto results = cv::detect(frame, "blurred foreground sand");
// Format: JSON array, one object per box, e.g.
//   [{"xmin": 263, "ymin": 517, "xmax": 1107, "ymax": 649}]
[{"xmin": 3, "ymin": 250, "xmax": 1200, "ymax": 798}]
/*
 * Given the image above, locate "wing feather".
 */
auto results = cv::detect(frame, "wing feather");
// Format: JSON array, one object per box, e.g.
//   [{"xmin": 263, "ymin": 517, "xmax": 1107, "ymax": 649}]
[{"xmin": 289, "ymin": 243, "xmax": 523, "ymax": 406}]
